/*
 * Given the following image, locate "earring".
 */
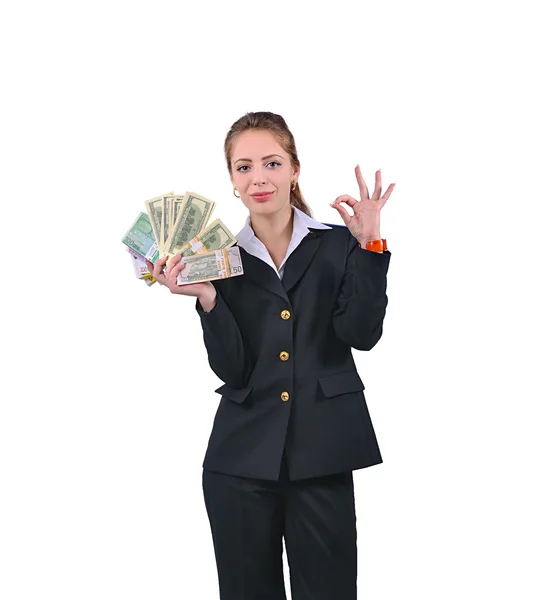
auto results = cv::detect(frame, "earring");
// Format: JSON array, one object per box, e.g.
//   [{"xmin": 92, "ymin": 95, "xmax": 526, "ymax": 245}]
[
  {"xmin": 291, "ymin": 181, "xmax": 296, "ymax": 191},
  {"xmin": 233, "ymin": 188, "xmax": 240, "ymax": 198}
]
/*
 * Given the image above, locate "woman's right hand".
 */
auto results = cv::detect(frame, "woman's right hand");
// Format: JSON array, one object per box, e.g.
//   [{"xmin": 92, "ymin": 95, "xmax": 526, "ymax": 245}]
[{"xmin": 146, "ymin": 253, "xmax": 215, "ymax": 298}]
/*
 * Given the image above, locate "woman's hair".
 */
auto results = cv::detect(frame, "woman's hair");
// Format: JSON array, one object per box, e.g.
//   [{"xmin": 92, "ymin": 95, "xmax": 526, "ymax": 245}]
[{"xmin": 224, "ymin": 111, "xmax": 313, "ymax": 218}]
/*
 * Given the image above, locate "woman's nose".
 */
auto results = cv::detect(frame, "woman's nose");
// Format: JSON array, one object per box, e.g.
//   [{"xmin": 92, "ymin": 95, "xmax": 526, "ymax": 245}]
[{"xmin": 250, "ymin": 166, "xmax": 267, "ymax": 184}]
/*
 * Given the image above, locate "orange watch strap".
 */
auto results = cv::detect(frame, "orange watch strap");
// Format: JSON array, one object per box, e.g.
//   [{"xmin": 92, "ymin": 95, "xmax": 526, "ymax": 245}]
[{"xmin": 358, "ymin": 239, "xmax": 387, "ymax": 252}]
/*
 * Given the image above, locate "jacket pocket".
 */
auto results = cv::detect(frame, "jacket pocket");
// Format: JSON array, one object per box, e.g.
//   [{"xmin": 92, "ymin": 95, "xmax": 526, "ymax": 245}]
[
  {"xmin": 318, "ymin": 370, "xmax": 365, "ymax": 397},
  {"xmin": 214, "ymin": 383, "xmax": 253, "ymax": 404}
]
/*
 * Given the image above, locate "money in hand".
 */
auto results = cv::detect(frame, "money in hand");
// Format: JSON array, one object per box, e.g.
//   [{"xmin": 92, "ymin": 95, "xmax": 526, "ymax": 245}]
[
  {"xmin": 124, "ymin": 189, "xmax": 243, "ymax": 288},
  {"xmin": 176, "ymin": 246, "xmax": 244, "ymax": 285}
]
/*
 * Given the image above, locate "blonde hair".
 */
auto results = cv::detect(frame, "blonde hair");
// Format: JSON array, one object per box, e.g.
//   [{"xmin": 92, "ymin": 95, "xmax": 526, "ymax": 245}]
[{"xmin": 224, "ymin": 111, "xmax": 313, "ymax": 218}]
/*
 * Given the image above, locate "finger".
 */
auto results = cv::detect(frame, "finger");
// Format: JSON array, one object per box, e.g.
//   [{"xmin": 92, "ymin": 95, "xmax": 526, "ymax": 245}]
[
  {"xmin": 166, "ymin": 257, "xmax": 188, "ymax": 284},
  {"xmin": 378, "ymin": 183, "xmax": 396, "ymax": 209},
  {"xmin": 372, "ymin": 170, "xmax": 382, "ymax": 201},
  {"xmin": 355, "ymin": 165, "xmax": 370, "ymax": 201},
  {"xmin": 147, "ymin": 261, "xmax": 167, "ymax": 285},
  {"xmin": 332, "ymin": 194, "xmax": 358, "ymax": 209},
  {"xmin": 168, "ymin": 257, "xmax": 186, "ymax": 277},
  {"xmin": 330, "ymin": 203, "xmax": 352, "ymax": 226},
  {"xmin": 145, "ymin": 259, "xmax": 166, "ymax": 284},
  {"xmin": 165, "ymin": 253, "xmax": 183, "ymax": 268},
  {"xmin": 151, "ymin": 255, "xmax": 169, "ymax": 278},
  {"xmin": 162, "ymin": 252, "xmax": 184, "ymax": 275}
]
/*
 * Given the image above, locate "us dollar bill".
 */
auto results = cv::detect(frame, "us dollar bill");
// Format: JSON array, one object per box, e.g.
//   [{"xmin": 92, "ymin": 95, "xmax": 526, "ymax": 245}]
[
  {"xmin": 177, "ymin": 218, "xmax": 237, "ymax": 257},
  {"xmin": 164, "ymin": 191, "xmax": 215, "ymax": 257},
  {"xmin": 144, "ymin": 191, "xmax": 172, "ymax": 253},
  {"xmin": 172, "ymin": 195, "xmax": 184, "ymax": 228},
  {"xmin": 176, "ymin": 246, "xmax": 244, "ymax": 285},
  {"xmin": 161, "ymin": 193, "xmax": 177, "ymax": 252}
]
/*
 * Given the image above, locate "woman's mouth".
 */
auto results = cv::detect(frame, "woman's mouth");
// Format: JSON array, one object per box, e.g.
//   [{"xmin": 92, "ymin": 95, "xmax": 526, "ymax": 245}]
[{"xmin": 250, "ymin": 191, "xmax": 274, "ymax": 202}]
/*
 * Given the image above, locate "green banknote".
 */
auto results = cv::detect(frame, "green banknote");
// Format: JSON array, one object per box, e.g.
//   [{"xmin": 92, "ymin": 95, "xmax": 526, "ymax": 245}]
[
  {"xmin": 144, "ymin": 192, "xmax": 172, "ymax": 253},
  {"xmin": 164, "ymin": 191, "xmax": 215, "ymax": 257},
  {"xmin": 122, "ymin": 212, "xmax": 159, "ymax": 263},
  {"xmin": 178, "ymin": 218, "xmax": 237, "ymax": 257}
]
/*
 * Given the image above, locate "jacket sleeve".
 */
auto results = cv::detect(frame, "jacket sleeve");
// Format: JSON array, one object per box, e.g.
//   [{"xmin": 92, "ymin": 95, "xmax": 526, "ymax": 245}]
[
  {"xmin": 332, "ymin": 239, "xmax": 391, "ymax": 351},
  {"xmin": 195, "ymin": 286, "xmax": 252, "ymax": 388}
]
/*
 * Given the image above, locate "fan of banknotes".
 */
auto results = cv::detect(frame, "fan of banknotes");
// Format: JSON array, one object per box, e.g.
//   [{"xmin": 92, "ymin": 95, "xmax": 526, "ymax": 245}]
[{"xmin": 121, "ymin": 191, "xmax": 244, "ymax": 287}]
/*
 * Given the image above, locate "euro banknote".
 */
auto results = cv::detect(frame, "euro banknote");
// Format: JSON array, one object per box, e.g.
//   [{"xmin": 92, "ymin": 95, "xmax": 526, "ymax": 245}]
[
  {"xmin": 127, "ymin": 248, "xmax": 156, "ymax": 285},
  {"xmin": 121, "ymin": 212, "xmax": 160, "ymax": 263}
]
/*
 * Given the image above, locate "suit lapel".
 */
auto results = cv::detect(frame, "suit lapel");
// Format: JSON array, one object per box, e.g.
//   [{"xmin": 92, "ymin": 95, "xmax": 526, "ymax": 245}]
[
  {"xmin": 282, "ymin": 230, "xmax": 322, "ymax": 293},
  {"xmin": 240, "ymin": 250, "xmax": 289, "ymax": 303},
  {"xmin": 239, "ymin": 229, "xmax": 326, "ymax": 301}
]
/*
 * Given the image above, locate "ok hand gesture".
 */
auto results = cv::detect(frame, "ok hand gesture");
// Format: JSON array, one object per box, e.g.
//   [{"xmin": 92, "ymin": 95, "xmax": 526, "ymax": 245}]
[{"xmin": 330, "ymin": 166, "xmax": 395, "ymax": 245}]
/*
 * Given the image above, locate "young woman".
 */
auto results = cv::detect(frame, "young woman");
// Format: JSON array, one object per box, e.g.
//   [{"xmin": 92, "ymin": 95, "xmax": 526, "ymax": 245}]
[{"xmin": 148, "ymin": 111, "xmax": 395, "ymax": 600}]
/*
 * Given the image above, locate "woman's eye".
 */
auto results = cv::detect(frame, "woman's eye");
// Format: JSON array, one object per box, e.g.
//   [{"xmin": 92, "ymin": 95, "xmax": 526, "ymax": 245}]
[{"xmin": 237, "ymin": 161, "xmax": 281, "ymax": 172}]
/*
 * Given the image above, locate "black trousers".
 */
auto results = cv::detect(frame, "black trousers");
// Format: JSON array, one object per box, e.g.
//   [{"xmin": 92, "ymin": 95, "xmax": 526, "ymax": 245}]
[{"xmin": 202, "ymin": 452, "xmax": 357, "ymax": 600}]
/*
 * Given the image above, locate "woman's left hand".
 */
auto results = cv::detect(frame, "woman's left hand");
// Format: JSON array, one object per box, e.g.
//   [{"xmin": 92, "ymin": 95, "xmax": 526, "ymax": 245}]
[{"xmin": 330, "ymin": 166, "xmax": 395, "ymax": 245}]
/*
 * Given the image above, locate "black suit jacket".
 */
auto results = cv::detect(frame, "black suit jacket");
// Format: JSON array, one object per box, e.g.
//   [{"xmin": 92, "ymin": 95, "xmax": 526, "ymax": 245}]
[{"xmin": 195, "ymin": 224, "xmax": 391, "ymax": 481}]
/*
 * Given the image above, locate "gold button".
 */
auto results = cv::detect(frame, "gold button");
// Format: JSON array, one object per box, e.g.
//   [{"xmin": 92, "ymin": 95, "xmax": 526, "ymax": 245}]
[
  {"xmin": 281, "ymin": 391, "xmax": 290, "ymax": 402},
  {"xmin": 279, "ymin": 351, "xmax": 289, "ymax": 361},
  {"xmin": 281, "ymin": 310, "xmax": 291, "ymax": 320}
]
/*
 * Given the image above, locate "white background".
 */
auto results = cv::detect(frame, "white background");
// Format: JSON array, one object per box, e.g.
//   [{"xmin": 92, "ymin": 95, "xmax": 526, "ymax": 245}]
[{"xmin": 1, "ymin": 0, "xmax": 540, "ymax": 598}]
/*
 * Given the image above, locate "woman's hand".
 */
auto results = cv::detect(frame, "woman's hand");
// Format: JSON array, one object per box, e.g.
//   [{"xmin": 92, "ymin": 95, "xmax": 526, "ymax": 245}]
[
  {"xmin": 145, "ymin": 253, "xmax": 215, "ymax": 298},
  {"xmin": 330, "ymin": 166, "xmax": 395, "ymax": 245}
]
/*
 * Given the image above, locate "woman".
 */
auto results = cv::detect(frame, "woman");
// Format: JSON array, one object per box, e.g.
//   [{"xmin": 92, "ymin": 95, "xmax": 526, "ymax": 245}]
[{"xmin": 148, "ymin": 111, "xmax": 395, "ymax": 600}]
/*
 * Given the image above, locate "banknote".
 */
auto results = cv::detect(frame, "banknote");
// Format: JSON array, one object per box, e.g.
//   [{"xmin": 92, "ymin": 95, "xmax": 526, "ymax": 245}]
[
  {"xmin": 121, "ymin": 212, "xmax": 160, "ymax": 263},
  {"xmin": 176, "ymin": 246, "xmax": 244, "ymax": 285},
  {"xmin": 128, "ymin": 247, "xmax": 152, "ymax": 278},
  {"xmin": 164, "ymin": 191, "xmax": 215, "ymax": 257},
  {"xmin": 125, "ymin": 190, "xmax": 238, "ymax": 288},
  {"xmin": 144, "ymin": 192, "xmax": 172, "ymax": 253},
  {"xmin": 160, "ymin": 193, "xmax": 177, "ymax": 252},
  {"xmin": 125, "ymin": 248, "xmax": 155, "ymax": 285},
  {"xmin": 177, "ymin": 218, "xmax": 237, "ymax": 257},
  {"xmin": 172, "ymin": 195, "xmax": 184, "ymax": 227}
]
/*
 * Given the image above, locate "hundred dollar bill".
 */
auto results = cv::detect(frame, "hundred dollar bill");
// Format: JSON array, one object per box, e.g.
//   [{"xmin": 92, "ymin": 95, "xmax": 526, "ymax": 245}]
[
  {"xmin": 144, "ymin": 192, "xmax": 172, "ymax": 253},
  {"xmin": 177, "ymin": 218, "xmax": 237, "ymax": 257},
  {"xmin": 172, "ymin": 195, "xmax": 184, "ymax": 227},
  {"xmin": 164, "ymin": 191, "xmax": 215, "ymax": 258},
  {"xmin": 160, "ymin": 193, "xmax": 177, "ymax": 252},
  {"xmin": 176, "ymin": 246, "xmax": 243, "ymax": 285},
  {"xmin": 121, "ymin": 212, "xmax": 159, "ymax": 263}
]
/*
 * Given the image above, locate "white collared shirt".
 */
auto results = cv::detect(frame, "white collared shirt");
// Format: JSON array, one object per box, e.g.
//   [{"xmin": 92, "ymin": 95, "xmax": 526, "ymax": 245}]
[{"xmin": 235, "ymin": 205, "xmax": 332, "ymax": 280}]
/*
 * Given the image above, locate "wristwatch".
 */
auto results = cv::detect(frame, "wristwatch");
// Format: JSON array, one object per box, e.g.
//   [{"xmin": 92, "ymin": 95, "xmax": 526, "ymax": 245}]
[{"xmin": 358, "ymin": 239, "xmax": 387, "ymax": 252}]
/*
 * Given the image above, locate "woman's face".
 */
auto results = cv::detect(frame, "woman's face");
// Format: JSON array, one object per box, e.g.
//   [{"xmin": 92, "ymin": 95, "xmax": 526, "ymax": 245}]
[{"xmin": 230, "ymin": 129, "xmax": 299, "ymax": 216}]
